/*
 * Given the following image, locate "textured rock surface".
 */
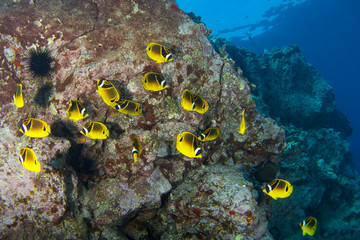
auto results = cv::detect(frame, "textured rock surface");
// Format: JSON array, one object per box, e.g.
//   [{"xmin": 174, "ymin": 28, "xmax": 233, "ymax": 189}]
[
  {"xmin": 152, "ymin": 165, "xmax": 273, "ymax": 240},
  {"xmin": 266, "ymin": 126, "xmax": 360, "ymax": 240},
  {"xmin": 210, "ymin": 38, "xmax": 352, "ymax": 139},
  {"xmin": 209, "ymin": 38, "xmax": 359, "ymax": 239},
  {"xmin": 0, "ymin": 0, "xmax": 286, "ymax": 239}
]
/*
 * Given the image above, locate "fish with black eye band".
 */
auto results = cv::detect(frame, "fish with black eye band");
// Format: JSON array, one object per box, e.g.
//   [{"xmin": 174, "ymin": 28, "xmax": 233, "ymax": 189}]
[
  {"xmin": 176, "ymin": 131, "xmax": 202, "ymax": 158},
  {"xmin": 19, "ymin": 118, "xmax": 51, "ymax": 138},
  {"xmin": 146, "ymin": 42, "xmax": 173, "ymax": 63}
]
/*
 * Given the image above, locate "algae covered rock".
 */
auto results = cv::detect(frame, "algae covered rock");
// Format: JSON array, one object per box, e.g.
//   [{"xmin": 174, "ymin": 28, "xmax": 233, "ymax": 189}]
[
  {"xmin": 0, "ymin": 0, "xmax": 286, "ymax": 238},
  {"xmin": 210, "ymin": 39, "xmax": 352, "ymax": 139},
  {"xmin": 152, "ymin": 165, "xmax": 273, "ymax": 240}
]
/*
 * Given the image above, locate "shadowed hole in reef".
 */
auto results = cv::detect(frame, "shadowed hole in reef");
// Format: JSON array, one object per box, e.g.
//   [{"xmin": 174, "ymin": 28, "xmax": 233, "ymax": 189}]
[
  {"xmin": 50, "ymin": 120, "xmax": 77, "ymax": 139},
  {"xmin": 106, "ymin": 122, "xmax": 125, "ymax": 139},
  {"xmin": 66, "ymin": 143, "xmax": 95, "ymax": 185},
  {"xmin": 34, "ymin": 83, "xmax": 53, "ymax": 107}
]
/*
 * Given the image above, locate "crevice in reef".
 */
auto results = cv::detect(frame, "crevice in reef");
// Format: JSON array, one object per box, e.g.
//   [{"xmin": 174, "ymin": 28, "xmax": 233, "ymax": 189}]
[{"xmin": 213, "ymin": 62, "xmax": 224, "ymax": 120}]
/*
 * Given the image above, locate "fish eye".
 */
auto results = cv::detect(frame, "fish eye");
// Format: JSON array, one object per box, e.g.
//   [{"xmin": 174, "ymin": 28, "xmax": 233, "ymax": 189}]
[
  {"xmin": 43, "ymin": 126, "xmax": 46, "ymax": 131},
  {"xmin": 285, "ymin": 186, "xmax": 288, "ymax": 192},
  {"xmin": 179, "ymin": 136, "xmax": 183, "ymax": 142}
]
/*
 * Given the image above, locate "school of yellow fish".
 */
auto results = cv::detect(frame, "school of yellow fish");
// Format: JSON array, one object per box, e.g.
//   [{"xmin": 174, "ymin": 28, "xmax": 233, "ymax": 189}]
[{"xmin": 11, "ymin": 42, "xmax": 317, "ymax": 236}]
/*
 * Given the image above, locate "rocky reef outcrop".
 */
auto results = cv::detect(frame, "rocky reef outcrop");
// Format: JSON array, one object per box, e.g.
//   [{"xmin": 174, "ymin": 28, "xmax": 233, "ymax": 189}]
[
  {"xmin": 0, "ymin": 0, "xmax": 285, "ymax": 239},
  {"xmin": 210, "ymin": 38, "xmax": 352, "ymax": 139},
  {"xmin": 210, "ymin": 38, "xmax": 359, "ymax": 239}
]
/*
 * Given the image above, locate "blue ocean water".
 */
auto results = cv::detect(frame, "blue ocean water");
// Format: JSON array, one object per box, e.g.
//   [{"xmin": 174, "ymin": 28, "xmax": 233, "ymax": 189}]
[{"xmin": 178, "ymin": 0, "xmax": 360, "ymax": 173}]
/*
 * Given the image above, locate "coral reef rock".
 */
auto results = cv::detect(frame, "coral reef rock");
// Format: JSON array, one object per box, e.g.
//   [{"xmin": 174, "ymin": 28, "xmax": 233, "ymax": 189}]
[
  {"xmin": 0, "ymin": 0, "xmax": 285, "ymax": 239},
  {"xmin": 209, "ymin": 37, "xmax": 359, "ymax": 240},
  {"xmin": 151, "ymin": 165, "xmax": 273, "ymax": 240},
  {"xmin": 210, "ymin": 38, "xmax": 352, "ymax": 139}
]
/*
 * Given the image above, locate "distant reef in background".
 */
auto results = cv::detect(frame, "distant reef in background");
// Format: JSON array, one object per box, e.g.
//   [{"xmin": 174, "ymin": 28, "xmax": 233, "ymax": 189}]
[
  {"xmin": 209, "ymin": 37, "xmax": 360, "ymax": 240},
  {"xmin": 210, "ymin": 38, "xmax": 352, "ymax": 139}
]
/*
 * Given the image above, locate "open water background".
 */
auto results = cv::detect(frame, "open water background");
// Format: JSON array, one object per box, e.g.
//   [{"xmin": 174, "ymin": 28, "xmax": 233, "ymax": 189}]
[{"xmin": 179, "ymin": 0, "xmax": 360, "ymax": 173}]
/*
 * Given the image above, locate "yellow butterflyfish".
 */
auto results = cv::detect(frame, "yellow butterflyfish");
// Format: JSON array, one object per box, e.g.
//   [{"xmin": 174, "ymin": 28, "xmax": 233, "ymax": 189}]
[
  {"xmin": 131, "ymin": 136, "xmax": 142, "ymax": 163},
  {"xmin": 238, "ymin": 108, "xmax": 246, "ymax": 134},
  {"xmin": 299, "ymin": 216, "xmax": 317, "ymax": 236}
]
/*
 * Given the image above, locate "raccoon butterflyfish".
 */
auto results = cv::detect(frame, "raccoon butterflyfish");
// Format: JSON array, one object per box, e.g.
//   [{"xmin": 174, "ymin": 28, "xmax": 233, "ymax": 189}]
[
  {"xmin": 176, "ymin": 131, "xmax": 202, "ymax": 158},
  {"xmin": 180, "ymin": 89, "xmax": 209, "ymax": 114},
  {"xmin": 115, "ymin": 100, "xmax": 142, "ymax": 116},
  {"xmin": 198, "ymin": 128, "xmax": 220, "ymax": 141},
  {"xmin": 262, "ymin": 179, "xmax": 293, "ymax": 200},
  {"xmin": 12, "ymin": 83, "xmax": 24, "ymax": 108},
  {"xmin": 299, "ymin": 216, "xmax": 317, "ymax": 236},
  {"xmin": 19, "ymin": 118, "xmax": 51, "ymax": 138},
  {"xmin": 238, "ymin": 108, "xmax": 246, "ymax": 134},
  {"xmin": 146, "ymin": 42, "xmax": 173, "ymax": 63},
  {"xmin": 97, "ymin": 79, "xmax": 120, "ymax": 108},
  {"xmin": 141, "ymin": 72, "xmax": 168, "ymax": 91},
  {"xmin": 67, "ymin": 100, "xmax": 89, "ymax": 122},
  {"xmin": 80, "ymin": 121, "xmax": 109, "ymax": 139},
  {"xmin": 18, "ymin": 147, "xmax": 41, "ymax": 172},
  {"xmin": 131, "ymin": 136, "xmax": 142, "ymax": 163}
]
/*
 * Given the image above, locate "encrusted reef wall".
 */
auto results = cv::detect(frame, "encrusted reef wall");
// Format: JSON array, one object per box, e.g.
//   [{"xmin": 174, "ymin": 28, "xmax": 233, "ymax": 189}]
[
  {"xmin": 211, "ymin": 38, "xmax": 352, "ymax": 139},
  {"xmin": 0, "ymin": 1, "xmax": 284, "ymax": 239},
  {"xmin": 210, "ymin": 38, "xmax": 360, "ymax": 239}
]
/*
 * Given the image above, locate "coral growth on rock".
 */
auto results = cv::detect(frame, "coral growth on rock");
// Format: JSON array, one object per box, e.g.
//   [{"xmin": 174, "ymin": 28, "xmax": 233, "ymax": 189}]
[
  {"xmin": 0, "ymin": 0, "xmax": 284, "ymax": 239},
  {"xmin": 210, "ymin": 38, "xmax": 352, "ymax": 139},
  {"xmin": 210, "ymin": 37, "xmax": 359, "ymax": 239},
  {"xmin": 1, "ymin": 0, "xmax": 357, "ymax": 239}
]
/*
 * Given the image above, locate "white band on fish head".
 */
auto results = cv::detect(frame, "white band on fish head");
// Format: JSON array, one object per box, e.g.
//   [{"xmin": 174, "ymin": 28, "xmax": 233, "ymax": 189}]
[
  {"xmin": 195, "ymin": 147, "xmax": 201, "ymax": 156},
  {"xmin": 166, "ymin": 53, "xmax": 172, "ymax": 60}
]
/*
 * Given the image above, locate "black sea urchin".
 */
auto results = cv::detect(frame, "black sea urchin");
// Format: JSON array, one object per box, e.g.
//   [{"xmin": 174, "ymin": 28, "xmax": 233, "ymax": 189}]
[{"xmin": 26, "ymin": 48, "xmax": 54, "ymax": 78}]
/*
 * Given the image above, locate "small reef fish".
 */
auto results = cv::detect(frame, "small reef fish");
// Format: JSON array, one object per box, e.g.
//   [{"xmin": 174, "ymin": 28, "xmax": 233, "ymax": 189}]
[
  {"xmin": 176, "ymin": 131, "xmax": 202, "ymax": 158},
  {"xmin": 263, "ymin": 179, "xmax": 293, "ymax": 200},
  {"xmin": 115, "ymin": 100, "xmax": 142, "ymax": 115},
  {"xmin": 67, "ymin": 100, "xmax": 88, "ymax": 122},
  {"xmin": 181, "ymin": 89, "xmax": 209, "ymax": 114},
  {"xmin": 146, "ymin": 42, "xmax": 173, "ymax": 63},
  {"xmin": 80, "ymin": 121, "xmax": 109, "ymax": 139},
  {"xmin": 12, "ymin": 83, "xmax": 24, "ymax": 108},
  {"xmin": 198, "ymin": 127, "xmax": 220, "ymax": 141},
  {"xmin": 238, "ymin": 108, "xmax": 246, "ymax": 134},
  {"xmin": 300, "ymin": 216, "xmax": 317, "ymax": 236},
  {"xmin": 141, "ymin": 72, "xmax": 168, "ymax": 91},
  {"xmin": 18, "ymin": 147, "xmax": 41, "ymax": 172},
  {"xmin": 131, "ymin": 136, "xmax": 142, "ymax": 163},
  {"xmin": 97, "ymin": 79, "xmax": 120, "ymax": 108},
  {"xmin": 19, "ymin": 118, "xmax": 51, "ymax": 138}
]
